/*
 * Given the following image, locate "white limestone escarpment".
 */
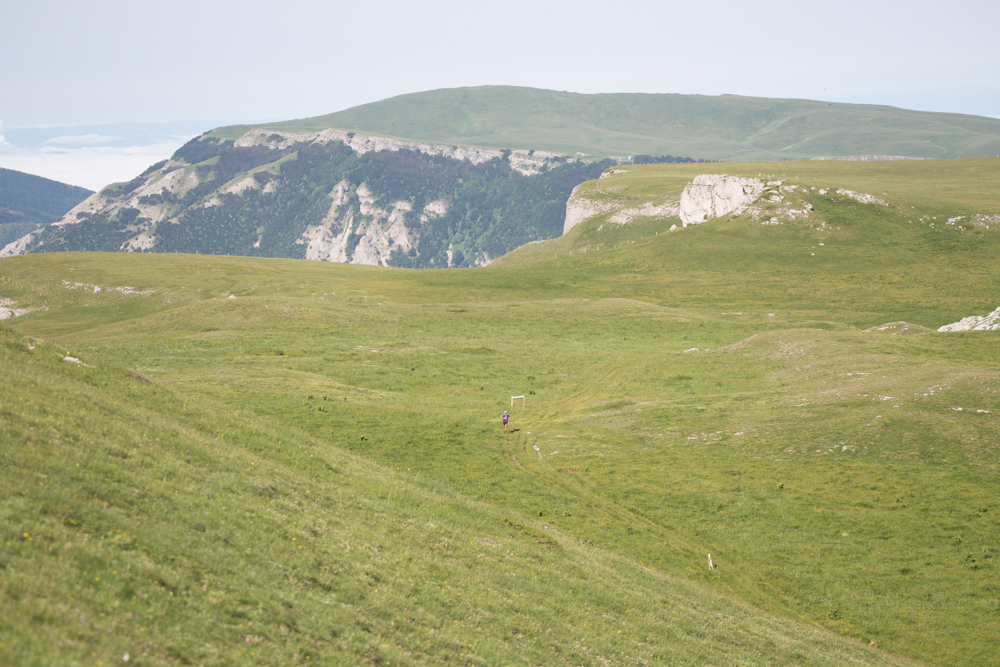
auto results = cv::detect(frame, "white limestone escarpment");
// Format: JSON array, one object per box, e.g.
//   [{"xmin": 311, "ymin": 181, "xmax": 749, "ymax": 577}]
[
  {"xmin": 298, "ymin": 180, "xmax": 355, "ymax": 263},
  {"xmin": 237, "ymin": 128, "xmax": 571, "ymax": 176},
  {"xmin": 563, "ymin": 173, "xmax": 765, "ymax": 235},
  {"xmin": 608, "ymin": 201, "xmax": 680, "ymax": 225},
  {"xmin": 679, "ymin": 175, "xmax": 765, "ymax": 226},
  {"xmin": 563, "ymin": 184, "xmax": 619, "ymax": 234},
  {"xmin": 938, "ymin": 307, "xmax": 1000, "ymax": 332}
]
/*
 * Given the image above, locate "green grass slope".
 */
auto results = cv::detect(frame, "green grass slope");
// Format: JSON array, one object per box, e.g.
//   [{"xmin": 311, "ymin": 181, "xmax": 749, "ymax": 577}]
[
  {"xmin": 2, "ymin": 158, "xmax": 1000, "ymax": 665},
  {"xmin": 0, "ymin": 281, "xmax": 905, "ymax": 667},
  {"xmin": 209, "ymin": 86, "xmax": 1000, "ymax": 161},
  {"xmin": 7, "ymin": 327, "xmax": 915, "ymax": 667}
]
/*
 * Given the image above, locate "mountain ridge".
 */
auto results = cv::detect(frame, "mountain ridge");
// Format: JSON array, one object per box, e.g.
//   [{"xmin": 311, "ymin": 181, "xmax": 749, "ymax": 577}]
[{"xmin": 208, "ymin": 86, "xmax": 1000, "ymax": 161}]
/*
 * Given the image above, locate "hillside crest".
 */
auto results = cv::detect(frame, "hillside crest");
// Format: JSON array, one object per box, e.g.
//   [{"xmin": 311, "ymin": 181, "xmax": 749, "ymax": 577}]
[{"xmin": 211, "ymin": 86, "xmax": 1000, "ymax": 161}]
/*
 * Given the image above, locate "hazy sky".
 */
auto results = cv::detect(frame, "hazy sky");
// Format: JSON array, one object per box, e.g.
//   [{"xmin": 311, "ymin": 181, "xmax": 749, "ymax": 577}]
[{"xmin": 2, "ymin": 0, "xmax": 998, "ymax": 189}]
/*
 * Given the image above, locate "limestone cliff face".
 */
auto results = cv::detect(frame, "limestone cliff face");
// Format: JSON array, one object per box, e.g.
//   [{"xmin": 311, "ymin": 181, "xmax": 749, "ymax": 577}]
[
  {"xmin": 562, "ymin": 172, "xmax": 680, "ymax": 235},
  {"xmin": 558, "ymin": 172, "xmax": 935, "ymax": 253},
  {"xmin": 679, "ymin": 175, "xmax": 764, "ymax": 226},
  {"xmin": 296, "ymin": 180, "xmax": 454, "ymax": 266},
  {"xmin": 232, "ymin": 128, "xmax": 568, "ymax": 176},
  {"xmin": 563, "ymin": 184, "xmax": 618, "ymax": 234},
  {"xmin": 559, "ymin": 173, "xmax": 829, "ymax": 235},
  {"xmin": 299, "ymin": 180, "xmax": 355, "ymax": 263}
]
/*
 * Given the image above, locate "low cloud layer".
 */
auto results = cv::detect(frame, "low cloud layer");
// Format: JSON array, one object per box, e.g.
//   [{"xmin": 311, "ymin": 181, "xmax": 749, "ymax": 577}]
[
  {"xmin": 42, "ymin": 133, "xmax": 122, "ymax": 146},
  {"xmin": 0, "ymin": 141, "xmax": 191, "ymax": 191},
  {"xmin": 0, "ymin": 120, "xmax": 213, "ymax": 190}
]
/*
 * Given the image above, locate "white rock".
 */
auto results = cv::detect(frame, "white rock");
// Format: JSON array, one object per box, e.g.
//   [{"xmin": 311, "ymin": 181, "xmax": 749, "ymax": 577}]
[
  {"xmin": 0, "ymin": 231, "xmax": 41, "ymax": 257},
  {"xmin": 679, "ymin": 175, "xmax": 764, "ymax": 227},
  {"xmin": 0, "ymin": 297, "xmax": 40, "ymax": 320},
  {"xmin": 120, "ymin": 231, "xmax": 157, "ymax": 252},
  {"xmin": 562, "ymin": 184, "xmax": 618, "ymax": 234},
  {"xmin": 938, "ymin": 307, "xmax": 1000, "ymax": 332},
  {"xmin": 421, "ymin": 200, "xmax": 448, "ymax": 224},
  {"xmin": 835, "ymin": 189, "xmax": 888, "ymax": 206},
  {"xmin": 608, "ymin": 201, "xmax": 679, "ymax": 226},
  {"xmin": 225, "ymin": 175, "xmax": 258, "ymax": 195}
]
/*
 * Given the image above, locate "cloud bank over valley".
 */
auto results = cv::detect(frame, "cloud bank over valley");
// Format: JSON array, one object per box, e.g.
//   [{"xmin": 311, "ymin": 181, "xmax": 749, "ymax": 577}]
[{"xmin": 0, "ymin": 120, "xmax": 231, "ymax": 190}]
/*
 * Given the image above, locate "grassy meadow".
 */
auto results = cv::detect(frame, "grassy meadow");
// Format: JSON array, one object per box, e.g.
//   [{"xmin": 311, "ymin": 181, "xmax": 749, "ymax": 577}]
[{"xmin": 2, "ymin": 158, "xmax": 1000, "ymax": 666}]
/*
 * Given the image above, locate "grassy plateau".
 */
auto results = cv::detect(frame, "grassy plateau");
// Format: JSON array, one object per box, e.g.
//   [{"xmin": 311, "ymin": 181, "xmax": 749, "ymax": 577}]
[
  {"xmin": 209, "ymin": 86, "xmax": 1000, "ymax": 161},
  {"xmin": 2, "ymin": 158, "xmax": 999, "ymax": 666}
]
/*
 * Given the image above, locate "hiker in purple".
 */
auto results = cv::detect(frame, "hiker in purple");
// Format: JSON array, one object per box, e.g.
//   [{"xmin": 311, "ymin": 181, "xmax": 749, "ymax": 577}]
[{"xmin": 501, "ymin": 410, "xmax": 509, "ymax": 433}]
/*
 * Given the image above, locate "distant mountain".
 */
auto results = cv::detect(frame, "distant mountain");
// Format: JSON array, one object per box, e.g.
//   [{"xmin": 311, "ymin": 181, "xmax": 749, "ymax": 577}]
[
  {"xmin": 0, "ymin": 167, "xmax": 93, "ymax": 223},
  {"xmin": 3, "ymin": 130, "xmax": 616, "ymax": 266},
  {"xmin": 212, "ymin": 86, "xmax": 1000, "ymax": 161},
  {"xmin": 0, "ymin": 167, "xmax": 92, "ymax": 249}
]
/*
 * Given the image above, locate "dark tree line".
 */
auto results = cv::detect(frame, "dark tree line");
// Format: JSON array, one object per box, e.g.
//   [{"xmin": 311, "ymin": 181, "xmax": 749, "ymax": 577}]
[{"xmin": 630, "ymin": 154, "xmax": 709, "ymax": 165}]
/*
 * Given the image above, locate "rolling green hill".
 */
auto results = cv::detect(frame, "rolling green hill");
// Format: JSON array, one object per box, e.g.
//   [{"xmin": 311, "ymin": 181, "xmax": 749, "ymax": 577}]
[
  {"xmin": 211, "ymin": 86, "xmax": 1000, "ymax": 161},
  {"xmin": 2, "ymin": 158, "xmax": 999, "ymax": 665}
]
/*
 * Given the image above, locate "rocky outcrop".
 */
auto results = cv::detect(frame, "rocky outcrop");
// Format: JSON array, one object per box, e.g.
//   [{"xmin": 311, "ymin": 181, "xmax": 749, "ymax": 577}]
[
  {"xmin": 0, "ymin": 160, "xmax": 213, "ymax": 258},
  {"xmin": 120, "ymin": 231, "xmax": 157, "ymax": 252},
  {"xmin": 562, "ymin": 173, "xmax": 890, "ymax": 237},
  {"xmin": 563, "ymin": 184, "xmax": 618, "ymax": 234},
  {"xmin": 300, "ymin": 180, "xmax": 353, "ymax": 262},
  {"xmin": 421, "ymin": 200, "xmax": 448, "ymax": 222},
  {"xmin": 679, "ymin": 175, "xmax": 764, "ymax": 226},
  {"xmin": 608, "ymin": 201, "xmax": 680, "ymax": 225},
  {"xmin": 835, "ymin": 189, "xmax": 888, "ymax": 206},
  {"xmin": 297, "ymin": 182, "xmax": 421, "ymax": 266},
  {"xmin": 0, "ymin": 297, "xmax": 41, "ymax": 320},
  {"xmin": 54, "ymin": 164, "xmax": 200, "ymax": 231},
  {"xmin": 52, "ymin": 191, "xmax": 112, "ymax": 228},
  {"xmin": 938, "ymin": 307, "xmax": 1000, "ymax": 332},
  {"xmin": 0, "ymin": 230, "xmax": 41, "ymax": 257}
]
